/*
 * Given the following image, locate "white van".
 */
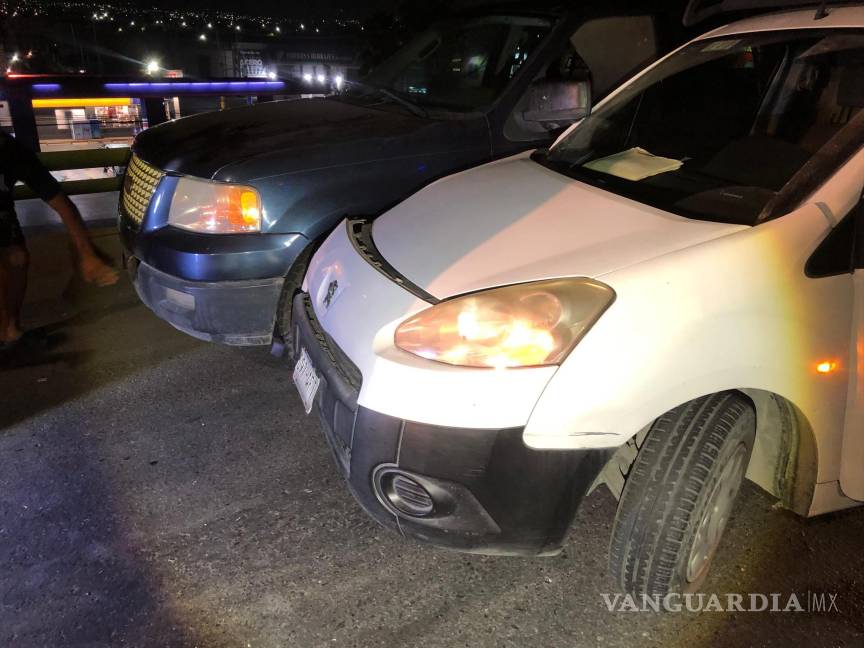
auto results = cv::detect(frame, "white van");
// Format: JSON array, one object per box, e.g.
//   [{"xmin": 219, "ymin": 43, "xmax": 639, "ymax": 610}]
[{"xmin": 292, "ymin": 1, "xmax": 864, "ymax": 595}]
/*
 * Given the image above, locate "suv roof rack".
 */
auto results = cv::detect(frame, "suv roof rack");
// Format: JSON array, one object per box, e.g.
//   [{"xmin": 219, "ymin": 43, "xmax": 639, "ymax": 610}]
[{"xmin": 683, "ymin": 0, "xmax": 862, "ymax": 26}]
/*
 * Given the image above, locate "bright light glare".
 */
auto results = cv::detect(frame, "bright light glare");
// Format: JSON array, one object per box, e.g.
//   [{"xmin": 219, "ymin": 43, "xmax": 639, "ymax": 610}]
[
  {"xmin": 199, "ymin": 33, "xmax": 206, "ymax": 41},
  {"xmin": 334, "ymin": 74, "xmax": 344, "ymax": 89},
  {"xmin": 267, "ymin": 71, "xmax": 276, "ymax": 80},
  {"xmin": 302, "ymin": 72, "xmax": 313, "ymax": 83},
  {"xmin": 145, "ymin": 59, "xmax": 159, "ymax": 74},
  {"xmin": 816, "ymin": 360, "xmax": 838, "ymax": 374},
  {"xmin": 316, "ymin": 73, "xmax": 326, "ymax": 83},
  {"xmin": 395, "ymin": 279, "xmax": 615, "ymax": 368}
]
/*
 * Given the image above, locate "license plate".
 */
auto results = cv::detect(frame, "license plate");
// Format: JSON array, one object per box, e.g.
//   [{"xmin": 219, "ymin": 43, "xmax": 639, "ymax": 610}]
[{"xmin": 293, "ymin": 348, "xmax": 321, "ymax": 414}]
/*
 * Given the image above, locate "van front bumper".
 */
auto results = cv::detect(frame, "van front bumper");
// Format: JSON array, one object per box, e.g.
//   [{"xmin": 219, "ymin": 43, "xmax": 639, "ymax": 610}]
[
  {"xmin": 127, "ymin": 256, "xmax": 284, "ymax": 345},
  {"xmin": 292, "ymin": 292, "xmax": 613, "ymax": 555}
]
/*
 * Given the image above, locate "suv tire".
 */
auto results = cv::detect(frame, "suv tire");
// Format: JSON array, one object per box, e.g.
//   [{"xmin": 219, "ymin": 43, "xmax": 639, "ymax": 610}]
[{"xmin": 275, "ymin": 243, "xmax": 316, "ymax": 356}]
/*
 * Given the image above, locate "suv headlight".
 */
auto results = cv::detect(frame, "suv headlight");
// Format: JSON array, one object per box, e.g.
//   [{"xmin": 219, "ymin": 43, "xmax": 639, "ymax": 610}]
[
  {"xmin": 168, "ymin": 177, "xmax": 262, "ymax": 233},
  {"xmin": 394, "ymin": 278, "xmax": 615, "ymax": 369}
]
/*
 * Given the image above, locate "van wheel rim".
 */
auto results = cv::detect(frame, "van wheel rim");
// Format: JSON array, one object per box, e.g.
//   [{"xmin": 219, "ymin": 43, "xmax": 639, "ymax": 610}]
[{"xmin": 686, "ymin": 444, "xmax": 747, "ymax": 583}]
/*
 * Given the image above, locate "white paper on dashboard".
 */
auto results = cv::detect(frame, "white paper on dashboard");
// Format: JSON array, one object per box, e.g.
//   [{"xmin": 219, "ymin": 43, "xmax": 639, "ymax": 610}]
[{"xmin": 583, "ymin": 147, "xmax": 683, "ymax": 181}]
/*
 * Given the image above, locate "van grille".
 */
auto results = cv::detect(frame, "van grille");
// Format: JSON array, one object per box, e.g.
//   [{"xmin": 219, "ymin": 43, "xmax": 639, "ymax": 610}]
[{"xmin": 120, "ymin": 154, "xmax": 164, "ymax": 227}]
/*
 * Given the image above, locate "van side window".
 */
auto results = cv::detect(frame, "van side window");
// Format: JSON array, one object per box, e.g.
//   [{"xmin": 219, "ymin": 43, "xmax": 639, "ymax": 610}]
[
  {"xmin": 505, "ymin": 16, "xmax": 656, "ymax": 142},
  {"xmin": 570, "ymin": 16, "xmax": 657, "ymax": 98},
  {"xmin": 806, "ymin": 201, "xmax": 862, "ymax": 277}
]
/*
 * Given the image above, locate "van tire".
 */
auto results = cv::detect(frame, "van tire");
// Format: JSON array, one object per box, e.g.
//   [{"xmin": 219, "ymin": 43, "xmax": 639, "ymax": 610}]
[{"xmin": 608, "ymin": 391, "xmax": 755, "ymax": 595}]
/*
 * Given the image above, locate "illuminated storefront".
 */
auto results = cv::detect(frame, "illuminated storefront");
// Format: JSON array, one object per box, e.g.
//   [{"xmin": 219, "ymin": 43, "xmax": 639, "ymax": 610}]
[{"xmin": 30, "ymin": 96, "xmax": 144, "ymax": 142}]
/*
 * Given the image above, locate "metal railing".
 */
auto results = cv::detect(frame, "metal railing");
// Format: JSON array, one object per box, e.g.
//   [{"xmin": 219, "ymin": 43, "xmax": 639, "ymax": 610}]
[{"xmin": 13, "ymin": 147, "xmax": 131, "ymax": 200}]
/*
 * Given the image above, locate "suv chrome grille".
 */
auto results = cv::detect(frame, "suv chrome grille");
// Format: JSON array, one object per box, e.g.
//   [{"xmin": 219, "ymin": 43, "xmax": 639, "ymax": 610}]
[{"xmin": 120, "ymin": 154, "xmax": 164, "ymax": 227}]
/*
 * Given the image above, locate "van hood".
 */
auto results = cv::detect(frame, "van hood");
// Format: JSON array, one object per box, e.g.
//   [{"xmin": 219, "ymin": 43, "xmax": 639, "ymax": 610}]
[
  {"xmin": 372, "ymin": 154, "xmax": 747, "ymax": 299},
  {"xmin": 133, "ymin": 96, "xmax": 430, "ymax": 179}
]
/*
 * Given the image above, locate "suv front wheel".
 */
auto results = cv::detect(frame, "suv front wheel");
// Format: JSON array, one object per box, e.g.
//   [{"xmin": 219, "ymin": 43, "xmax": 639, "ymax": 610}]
[{"xmin": 608, "ymin": 391, "xmax": 756, "ymax": 595}]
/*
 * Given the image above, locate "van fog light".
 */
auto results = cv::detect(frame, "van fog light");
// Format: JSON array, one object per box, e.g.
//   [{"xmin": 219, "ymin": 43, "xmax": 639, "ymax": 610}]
[{"xmin": 381, "ymin": 472, "xmax": 434, "ymax": 517}]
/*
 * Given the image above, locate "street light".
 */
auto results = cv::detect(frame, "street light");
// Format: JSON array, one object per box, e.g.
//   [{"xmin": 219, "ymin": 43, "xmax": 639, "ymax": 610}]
[
  {"xmin": 146, "ymin": 59, "xmax": 159, "ymax": 75},
  {"xmin": 199, "ymin": 33, "xmax": 207, "ymax": 41}
]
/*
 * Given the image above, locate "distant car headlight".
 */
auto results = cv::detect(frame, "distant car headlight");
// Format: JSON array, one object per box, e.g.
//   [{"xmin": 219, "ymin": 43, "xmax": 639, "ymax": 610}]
[
  {"xmin": 394, "ymin": 278, "xmax": 615, "ymax": 369},
  {"xmin": 168, "ymin": 177, "xmax": 262, "ymax": 233}
]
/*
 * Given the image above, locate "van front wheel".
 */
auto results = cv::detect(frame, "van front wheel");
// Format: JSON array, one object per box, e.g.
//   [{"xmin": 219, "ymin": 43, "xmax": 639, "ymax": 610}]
[{"xmin": 608, "ymin": 391, "xmax": 756, "ymax": 595}]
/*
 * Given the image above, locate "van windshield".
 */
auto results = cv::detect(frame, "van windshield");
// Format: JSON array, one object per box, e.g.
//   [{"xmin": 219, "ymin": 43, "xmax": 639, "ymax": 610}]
[
  {"xmin": 539, "ymin": 29, "xmax": 864, "ymax": 225},
  {"xmin": 352, "ymin": 16, "xmax": 551, "ymax": 112}
]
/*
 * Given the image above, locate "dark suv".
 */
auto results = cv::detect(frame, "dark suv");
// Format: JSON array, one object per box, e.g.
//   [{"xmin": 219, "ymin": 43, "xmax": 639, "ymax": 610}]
[{"xmin": 120, "ymin": 3, "xmax": 677, "ymax": 346}]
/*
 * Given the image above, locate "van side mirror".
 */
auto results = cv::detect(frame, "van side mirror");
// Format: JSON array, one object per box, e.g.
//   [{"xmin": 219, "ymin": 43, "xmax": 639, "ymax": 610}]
[{"xmin": 522, "ymin": 79, "xmax": 591, "ymax": 129}]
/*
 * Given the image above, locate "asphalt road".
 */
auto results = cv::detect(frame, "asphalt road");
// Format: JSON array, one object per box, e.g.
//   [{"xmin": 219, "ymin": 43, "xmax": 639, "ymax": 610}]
[{"xmin": 1, "ymin": 227, "xmax": 863, "ymax": 648}]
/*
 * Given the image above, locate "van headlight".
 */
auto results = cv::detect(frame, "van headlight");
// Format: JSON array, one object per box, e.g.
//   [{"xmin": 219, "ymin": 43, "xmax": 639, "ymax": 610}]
[
  {"xmin": 168, "ymin": 177, "xmax": 262, "ymax": 233},
  {"xmin": 394, "ymin": 278, "xmax": 615, "ymax": 368}
]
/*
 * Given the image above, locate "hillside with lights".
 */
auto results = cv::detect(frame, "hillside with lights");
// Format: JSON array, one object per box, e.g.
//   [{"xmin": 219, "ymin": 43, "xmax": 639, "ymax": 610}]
[{"xmin": 1, "ymin": 0, "xmax": 371, "ymax": 79}]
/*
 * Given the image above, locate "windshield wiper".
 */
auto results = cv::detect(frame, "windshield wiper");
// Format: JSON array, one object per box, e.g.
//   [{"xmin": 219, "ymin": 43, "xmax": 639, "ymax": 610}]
[
  {"xmin": 344, "ymin": 80, "xmax": 428, "ymax": 118},
  {"xmin": 377, "ymin": 87, "xmax": 429, "ymax": 118}
]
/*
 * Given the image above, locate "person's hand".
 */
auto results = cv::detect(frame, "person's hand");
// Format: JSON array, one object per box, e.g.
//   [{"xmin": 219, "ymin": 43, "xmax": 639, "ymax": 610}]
[{"xmin": 79, "ymin": 254, "xmax": 119, "ymax": 287}]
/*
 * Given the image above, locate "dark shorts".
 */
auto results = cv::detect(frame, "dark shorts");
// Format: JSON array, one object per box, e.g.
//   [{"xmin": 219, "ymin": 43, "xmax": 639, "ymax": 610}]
[{"xmin": 0, "ymin": 210, "xmax": 25, "ymax": 248}]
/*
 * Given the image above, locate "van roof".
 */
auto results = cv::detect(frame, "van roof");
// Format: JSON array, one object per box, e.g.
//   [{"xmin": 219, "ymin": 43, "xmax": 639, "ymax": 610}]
[
  {"xmin": 444, "ymin": 0, "xmax": 683, "ymax": 20},
  {"xmin": 698, "ymin": 4, "xmax": 864, "ymax": 38}
]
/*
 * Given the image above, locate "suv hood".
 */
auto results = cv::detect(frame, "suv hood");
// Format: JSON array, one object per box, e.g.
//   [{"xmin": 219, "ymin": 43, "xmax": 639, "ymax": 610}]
[
  {"xmin": 133, "ymin": 97, "xmax": 429, "ymax": 179},
  {"xmin": 372, "ymin": 154, "xmax": 747, "ymax": 299}
]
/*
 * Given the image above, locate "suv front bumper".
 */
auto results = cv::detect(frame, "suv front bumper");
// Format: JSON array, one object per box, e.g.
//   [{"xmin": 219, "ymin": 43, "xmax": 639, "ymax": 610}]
[
  {"xmin": 119, "ymin": 203, "xmax": 308, "ymax": 345},
  {"xmin": 127, "ymin": 256, "xmax": 284, "ymax": 345},
  {"xmin": 292, "ymin": 292, "xmax": 613, "ymax": 556}
]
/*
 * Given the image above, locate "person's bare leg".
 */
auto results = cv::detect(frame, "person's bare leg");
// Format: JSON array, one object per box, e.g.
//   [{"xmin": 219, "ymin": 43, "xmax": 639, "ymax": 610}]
[
  {"xmin": 46, "ymin": 195, "xmax": 118, "ymax": 287},
  {"xmin": 0, "ymin": 256, "xmax": 11, "ymax": 342},
  {"xmin": 0, "ymin": 245, "xmax": 29, "ymax": 343}
]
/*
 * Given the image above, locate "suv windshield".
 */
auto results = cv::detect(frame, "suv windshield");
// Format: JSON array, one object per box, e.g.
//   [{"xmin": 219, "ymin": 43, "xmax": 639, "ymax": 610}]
[
  {"xmin": 354, "ymin": 15, "xmax": 551, "ymax": 112},
  {"xmin": 540, "ymin": 29, "xmax": 864, "ymax": 225}
]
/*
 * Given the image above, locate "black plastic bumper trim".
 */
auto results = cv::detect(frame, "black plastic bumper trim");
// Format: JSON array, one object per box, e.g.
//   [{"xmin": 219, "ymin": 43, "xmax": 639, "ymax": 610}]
[{"xmin": 129, "ymin": 257, "xmax": 283, "ymax": 345}]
